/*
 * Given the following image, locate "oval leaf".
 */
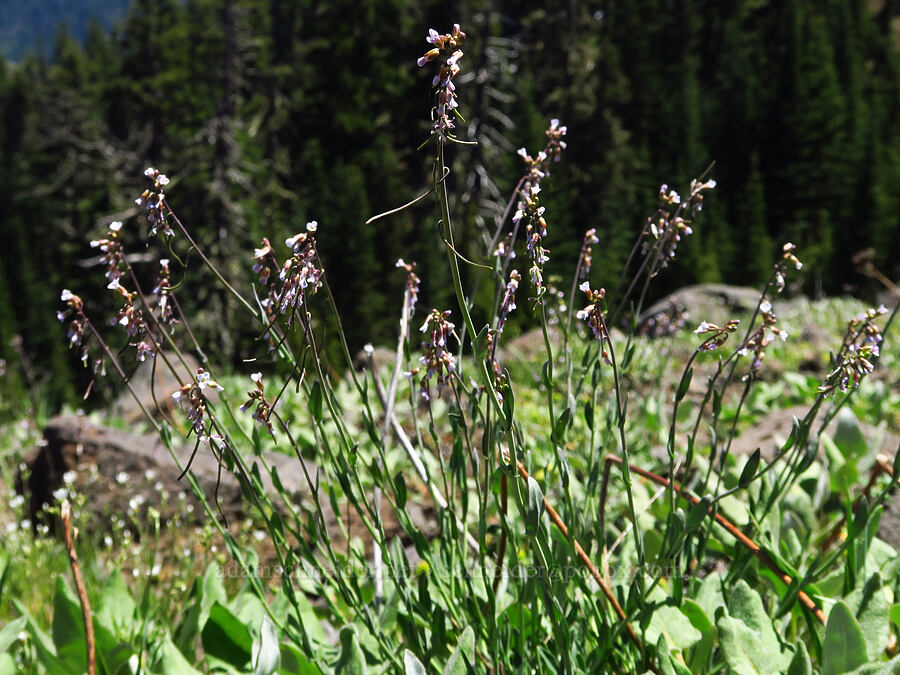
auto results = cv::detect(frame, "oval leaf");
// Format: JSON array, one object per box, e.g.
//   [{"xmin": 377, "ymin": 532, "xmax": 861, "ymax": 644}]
[
  {"xmin": 822, "ymin": 601, "xmax": 868, "ymax": 675},
  {"xmin": 739, "ymin": 449, "xmax": 761, "ymax": 489}
]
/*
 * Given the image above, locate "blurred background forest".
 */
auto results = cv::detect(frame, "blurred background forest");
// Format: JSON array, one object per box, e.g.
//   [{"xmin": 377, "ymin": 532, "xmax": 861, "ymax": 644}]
[{"xmin": 1, "ymin": 0, "xmax": 899, "ymax": 414}]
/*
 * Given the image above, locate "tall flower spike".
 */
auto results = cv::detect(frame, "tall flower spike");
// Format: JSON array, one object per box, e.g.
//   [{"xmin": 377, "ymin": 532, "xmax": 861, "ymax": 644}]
[
  {"xmin": 417, "ymin": 24, "xmax": 466, "ymax": 139},
  {"xmin": 513, "ymin": 119, "xmax": 567, "ymax": 295}
]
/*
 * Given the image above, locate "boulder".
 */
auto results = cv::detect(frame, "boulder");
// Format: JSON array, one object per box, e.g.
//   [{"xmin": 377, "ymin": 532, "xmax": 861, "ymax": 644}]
[
  {"xmin": 16, "ymin": 415, "xmax": 437, "ymax": 552},
  {"xmin": 109, "ymin": 351, "xmax": 201, "ymax": 424},
  {"xmin": 637, "ymin": 284, "xmax": 779, "ymax": 337}
]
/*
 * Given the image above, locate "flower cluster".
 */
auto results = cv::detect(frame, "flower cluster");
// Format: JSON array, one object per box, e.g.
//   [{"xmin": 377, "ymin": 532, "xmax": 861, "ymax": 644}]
[
  {"xmin": 240, "ymin": 372, "xmax": 276, "ymax": 436},
  {"xmin": 488, "ymin": 270, "xmax": 521, "ymax": 376},
  {"xmin": 419, "ymin": 309, "xmax": 457, "ymax": 400},
  {"xmin": 576, "ymin": 281, "xmax": 611, "ymax": 364},
  {"xmin": 252, "ymin": 237, "xmax": 276, "ymax": 286},
  {"xmin": 774, "ymin": 242, "xmax": 803, "ymax": 292},
  {"xmin": 57, "ymin": 290, "xmax": 106, "ymax": 374},
  {"xmin": 544, "ymin": 118, "xmax": 568, "ymax": 162},
  {"xmin": 396, "ymin": 258, "xmax": 421, "ymax": 315},
  {"xmin": 496, "ymin": 270, "xmax": 521, "ymax": 335},
  {"xmin": 152, "ymin": 258, "xmax": 176, "ymax": 325},
  {"xmin": 819, "ymin": 305, "xmax": 888, "ymax": 397},
  {"xmin": 135, "ymin": 168, "xmax": 172, "ymax": 237},
  {"xmin": 513, "ymin": 119, "xmax": 568, "ymax": 293},
  {"xmin": 172, "ymin": 368, "xmax": 224, "ymax": 436},
  {"xmin": 58, "ymin": 289, "xmax": 88, "ymax": 357},
  {"xmin": 579, "ymin": 228, "xmax": 599, "ymax": 279},
  {"xmin": 644, "ymin": 178, "xmax": 717, "ymax": 269},
  {"xmin": 693, "ymin": 319, "xmax": 741, "ymax": 351},
  {"xmin": 90, "ymin": 221, "xmax": 125, "ymax": 287},
  {"xmin": 417, "ymin": 24, "xmax": 466, "ymax": 138},
  {"xmin": 252, "ymin": 222, "xmax": 323, "ymax": 326},
  {"xmin": 738, "ymin": 300, "xmax": 789, "ymax": 373}
]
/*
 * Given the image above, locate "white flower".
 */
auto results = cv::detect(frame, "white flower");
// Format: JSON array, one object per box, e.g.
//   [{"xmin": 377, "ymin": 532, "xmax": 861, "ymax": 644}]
[
  {"xmin": 250, "ymin": 372, "xmax": 262, "ymax": 383},
  {"xmin": 156, "ymin": 174, "xmax": 169, "ymax": 186},
  {"xmin": 306, "ymin": 220, "xmax": 318, "ymax": 232},
  {"xmin": 52, "ymin": 487, "xmax": 67, "ymax": 502},
  {"xmin": 579, "ymin": 281, "xmax": 591, "ymax": 293},
  {"xmin": 694, "ymin": 321, "xmax": 711, "ymax": 334},
  {"xmin": 760, "ymin": 300, "xmax": 772, "ymax": 314},
  {"xmin": 63, "ymin": 471, "xmax": 77, "ymax": 486},
  {"xmin": 109, "ymin": 221, "xmax": 123, "ymax": 232},
  {"xmin": 61, "ymin": 289, "xmax": 74, "ymax": 301},
  {"xmin": 144, "ymin": 167, "xmax": 156, "ymax": 177},
  {"xmin": 116, "ymin": 471, "xmax": 129, "ymax": 484}
]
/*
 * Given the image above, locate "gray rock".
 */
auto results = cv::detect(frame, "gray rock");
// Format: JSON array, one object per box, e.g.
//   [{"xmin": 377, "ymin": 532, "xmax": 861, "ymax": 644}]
[
  {"xmin": 16, "ymin": 415, "xmax": 437, "ymax": 552},
  {"xmin": 109, "ymin": 351, "xmax": 201, "ymax": 424},
  {"xmin": 638, "ymin": 284, "xmax": 778, "ymax": 337}
]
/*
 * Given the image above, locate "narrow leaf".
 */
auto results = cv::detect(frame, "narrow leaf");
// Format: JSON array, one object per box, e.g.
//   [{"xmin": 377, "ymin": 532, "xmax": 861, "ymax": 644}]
[
  {"xmin": 525, "ymin": 476, "xmax": 544, "ymax": 537},
  {"xmin": 676, "ymin": 367, "xmax": 693, "ymax": 403},
  {"xmin": 739, "ymin": 449, "xmax": 761, "ymax": 489}
]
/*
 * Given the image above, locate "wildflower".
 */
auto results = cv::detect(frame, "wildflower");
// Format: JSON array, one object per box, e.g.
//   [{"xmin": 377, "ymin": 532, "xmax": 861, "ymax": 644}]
[
  {"xmin": 58, "ymin": 290, "xmax": 90, "ymax": 363},
  {"xmin": 172, "ymin": 368, "xmax": 223, "ymax": 436},
  {"xmin": 240, "ymin": 371, "xmax": 276, "ymax": 436},
  {"xmin": 152, "ymin": 258, "xmax": 175, "ymax": 325},
  {"xmin": 819, "ymin": 305, "xmax": 887, "ymax": 397},
  {"xmin": 270, "ymin": 229, "xmax": 324, "ymax": 321},
  {"xmin": 738, "ymin": 306, "xmax": 788, "ymax": 374},
  {"xmin": 396, "ymin": 258, "xmax": 421, "ymax": 315},
  {"xmin": 693, "ymin": 319, "xmax": 740, "ymax": 351},
  {"xmin": 576, "ymin": 281, "xmax": 611, "ymax": 363},
  {"xmin": 196, "ymin": 368, "xmax": 224, "ymax": 392},
  {"xmin": 417, "ymin": 24, "xmax": 467, "ymax": 139},
  {"xmin": 138, "ymin": 168, "xmax": 173, "ymax": 237},
  {"xmin": 252, "ymin": 237, "xmax": 276, "ymax": 286},
  {"xmin": 514, "ymin": 120, "xmax": 567, "ymax": 294},
  {"xmin": 496, "ymin": 270, "xmax": 521, "ymax": 334},
  {"xmin": 419, "ymin": 309, "xmax": 457, "ymax": 400},
  {"xmin": 580, "ymin": 228, "xmax": 599, "ymax": 278},
  {"xmin": 643, "ymin": 177, "xmax": 716, "ymax": 269},
  {"xmin": 774, "ymin": 243, "xmax": 803, "ymax": 292},
  {"xmin": 488, "ymin": 270, "xmax": 522, "ymax": 379}
]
